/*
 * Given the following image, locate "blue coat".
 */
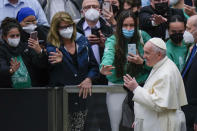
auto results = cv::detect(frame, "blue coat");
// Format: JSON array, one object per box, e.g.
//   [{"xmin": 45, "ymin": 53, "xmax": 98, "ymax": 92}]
[{"xmin": 47, "ymin": 33, "xmax": 99, "ymax": 87}]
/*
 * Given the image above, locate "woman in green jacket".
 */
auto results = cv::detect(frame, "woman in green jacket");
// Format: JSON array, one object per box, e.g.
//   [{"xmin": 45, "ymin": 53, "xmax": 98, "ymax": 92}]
[
  {"xmin": 166, "ymin": 15, "xmax": 191, "ymax": 72},
  {"xmin": 100, "ymin": 10, "xmax": 151, "ymax": 131}
]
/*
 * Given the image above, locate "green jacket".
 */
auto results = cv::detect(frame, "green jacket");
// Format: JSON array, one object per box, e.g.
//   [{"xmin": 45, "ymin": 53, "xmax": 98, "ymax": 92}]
[
  {"xmin": 166, "ymin": 39, "xmax": 190, "ymax": 72},
  {"xmin": 100, "ymin": 30, "xmax": 151, "ymax": 84}
]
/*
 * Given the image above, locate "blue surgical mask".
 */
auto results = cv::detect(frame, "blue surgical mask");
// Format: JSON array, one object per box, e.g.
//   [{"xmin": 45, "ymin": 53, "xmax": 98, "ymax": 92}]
[{"xmin": 122, "ymin": 28, "xmax": 134, "ymax": 38}]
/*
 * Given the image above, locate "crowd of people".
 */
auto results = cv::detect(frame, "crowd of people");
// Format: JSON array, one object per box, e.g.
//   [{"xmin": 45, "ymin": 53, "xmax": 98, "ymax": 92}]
[{"xmin": 0, "ymin": 0, "xmax": 197, "ymax": 131}]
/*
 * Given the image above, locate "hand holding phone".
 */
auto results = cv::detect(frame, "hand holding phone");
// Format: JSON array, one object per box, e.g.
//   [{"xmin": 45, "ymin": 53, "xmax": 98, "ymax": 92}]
[
  {"xmin": 30, "ymin": 31, "xmax": 38, "ymax": 40},
  {"xmin": 102, "ymin": 1, "xmax": 111, "ymax": 12},
  {"xmin": 91, "ymin": 28, "xmax": 100, "ymax": 38}
]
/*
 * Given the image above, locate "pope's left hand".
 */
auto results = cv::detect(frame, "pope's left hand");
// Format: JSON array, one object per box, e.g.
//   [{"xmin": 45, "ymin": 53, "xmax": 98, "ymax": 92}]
[{"xmin": 123, "ymin": 74, "xmax": 138, "ymax": 91}]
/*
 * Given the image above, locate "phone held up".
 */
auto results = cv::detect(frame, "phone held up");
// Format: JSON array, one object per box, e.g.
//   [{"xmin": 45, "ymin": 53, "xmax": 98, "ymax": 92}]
[
  {"xmin": 91, "ymin": 28, "xmax": 100, "ymax": 38},
  {"xmin": 128, "ymin": 43, "xmax": 136, "ymax": 55},
  {"xmin": 102, "ymin": 1, "xmax": 111, "ymax": 12},
  {"xmin": 30, "ymin": 31, "xmax": 38, "ymax": 40},
  {"xmin": 184, "ymin": 0, "xmax": 193, "ymax": 6}
]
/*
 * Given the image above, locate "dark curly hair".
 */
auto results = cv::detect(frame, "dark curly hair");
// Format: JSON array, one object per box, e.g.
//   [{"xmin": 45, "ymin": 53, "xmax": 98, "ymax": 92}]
[
  {"xmin": 1, "ymin": 17, "xmax": 22, "ymax": 39},
  {"xmin": 114, "ymin": 10, "xmax": 140, "ymax": 78}
]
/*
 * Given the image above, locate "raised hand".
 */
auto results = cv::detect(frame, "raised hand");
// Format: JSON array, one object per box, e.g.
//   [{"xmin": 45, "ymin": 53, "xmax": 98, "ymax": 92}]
[
  {"xmin": 123, "ymin": 74, "xmax": 138, "ymax": 91},
  {"xmin": 151, "ymin": 14, "xmax": 167, "ymax": 25},
  {"xmin": 48, "ymin": 48, "xmax": 63, "ymax": 64},
  {"xmin": 102, "ymin": 8, "xmax": 117, "ymax": 26},
  {"xmin": 10, "ymin": 57, "xmax": 20, "ymax": 74},
  {"xmin": 184, "ymin": 4, "xmax": 197, "ymax": 16},
  {"xmin": 100, "ymin": 65, "xmax": 115, "ymax": 75}
]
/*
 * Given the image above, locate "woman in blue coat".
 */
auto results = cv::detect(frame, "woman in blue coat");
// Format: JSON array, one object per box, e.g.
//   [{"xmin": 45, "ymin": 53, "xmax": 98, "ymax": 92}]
[{"xmin": 46, "ymin": 12, "xmax": 99, "ymax": 130}]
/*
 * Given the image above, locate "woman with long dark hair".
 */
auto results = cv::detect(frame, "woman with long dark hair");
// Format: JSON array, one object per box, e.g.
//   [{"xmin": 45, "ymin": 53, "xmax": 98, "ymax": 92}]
[{"xmin": 100, "ymin": 10, "xmax": 151, "ymax": 131}]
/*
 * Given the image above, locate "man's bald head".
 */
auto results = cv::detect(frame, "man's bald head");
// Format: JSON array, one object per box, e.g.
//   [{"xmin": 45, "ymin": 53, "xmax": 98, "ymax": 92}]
[
  {"xmin": 82, "ymin": 0, "xmax": 100, "ymax": 9},
  {"xmin": 188, "ymin": 15, "xmax": 197, "ymax": 28},
  {"xmin": 186, "ymin": 15, "xmax": 197, "ymax": 42}
]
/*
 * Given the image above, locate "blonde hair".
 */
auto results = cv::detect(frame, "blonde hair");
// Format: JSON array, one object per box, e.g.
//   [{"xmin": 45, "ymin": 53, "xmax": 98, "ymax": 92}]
[{"xmin": 47, "ymin": 12, "xmax": 77, "ymax": 48}]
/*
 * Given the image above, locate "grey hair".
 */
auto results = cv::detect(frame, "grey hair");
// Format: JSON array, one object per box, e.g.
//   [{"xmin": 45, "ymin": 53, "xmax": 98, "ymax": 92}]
[
  {"xmin": 152, "ymin": 44, "xmax": 166, "ymax": 58},
  {"xmin": 190, "ymin": 15, "xmax": 197, "ymax": 28}
]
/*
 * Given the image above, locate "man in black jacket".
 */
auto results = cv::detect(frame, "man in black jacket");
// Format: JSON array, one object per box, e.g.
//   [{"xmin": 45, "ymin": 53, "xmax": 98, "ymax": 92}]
[
  {"xmin": 182, "ymin": 15, "xmax": 197, "ymax": 131},
  {"xmin": 76, "ymin": 0, "xmax": 113, "ymax": 130},
  {"xmin": 139, "ymin": 0, "xmax": 185, "ymax": 40}
]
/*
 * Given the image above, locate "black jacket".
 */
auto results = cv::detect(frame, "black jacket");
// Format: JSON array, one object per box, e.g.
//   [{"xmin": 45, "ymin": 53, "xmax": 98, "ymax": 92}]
[
  {"xmin": 20, "ymin": 25, "xmax": 50, "ymax": 87},
  {"xmin": 182, "ymin": 45, "xmax": 197, "ymax": 127},
  {"xmin": 0, "ymin": 40, "xmax": 48, "ymax": 88},
  {"xmin": 76, "ymin": 17, "xmax": 113, "ymax": 85},
  {"xmin": 139, "ymin": 5, "xmax": 184, "ymax": 40}
]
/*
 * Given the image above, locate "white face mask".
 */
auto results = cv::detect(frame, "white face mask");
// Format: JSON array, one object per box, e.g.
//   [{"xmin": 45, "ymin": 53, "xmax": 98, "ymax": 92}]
[
  {"xmin": 22, "ymin": 24, "xmax": 37, "ymax": 34},
  {"xmin": 59, "ymin": 26, "xmax": 73, "ymax": 39},
  {"xmin": 183, "ymin": 31, "xmax": 195, "ymax": 44},
  {"xmin": 85, "ymin": 8, "xmax": 100, "ymax": 21},
  {"xmin": 169, "ymin": 0, "xmax": 179, "ymax": 6},
  {"xmin": 7, "ymin": 38, "xmax": 20, "ymax": 47}
]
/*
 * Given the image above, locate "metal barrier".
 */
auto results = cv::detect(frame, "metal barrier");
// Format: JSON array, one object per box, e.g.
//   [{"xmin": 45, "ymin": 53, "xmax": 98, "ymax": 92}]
[
  {"xmin": 63, "ymin": 85, "xmax": 125, "ymax": 131},
  {"xmin": 0, "ymin": 85, "xmax": 125, "ymax": 131}
]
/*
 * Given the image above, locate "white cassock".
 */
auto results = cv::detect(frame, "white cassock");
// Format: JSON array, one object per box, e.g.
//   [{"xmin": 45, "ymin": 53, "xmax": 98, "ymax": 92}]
[{"xmin": 133, "ymin": 57, "xmax": 188, "ymax": 131}]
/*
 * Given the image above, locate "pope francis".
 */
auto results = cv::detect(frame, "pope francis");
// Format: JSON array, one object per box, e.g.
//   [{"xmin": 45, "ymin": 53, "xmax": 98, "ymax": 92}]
[{"xmin": 124, "ymin": 38, "xmax": 188, "ymax": 131}]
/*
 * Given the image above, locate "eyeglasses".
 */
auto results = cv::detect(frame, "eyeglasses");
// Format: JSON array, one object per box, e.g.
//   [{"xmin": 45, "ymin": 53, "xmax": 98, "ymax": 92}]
[
  {"xmin": 83, "ymin": 5, "xmax": 100, "ymax": 10},
  {"xmin": 58, "ymin": 24, "xmax": 73, "ymax": 30}
]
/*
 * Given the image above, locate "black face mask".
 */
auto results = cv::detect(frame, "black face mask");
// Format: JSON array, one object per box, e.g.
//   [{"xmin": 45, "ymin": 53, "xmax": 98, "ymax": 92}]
[
  {"xmin": 170, "ymin": 33, "xmax": 184, "ymax": 44},
  {"xmin": 155, "ymin": 2, "xmax": 169, "ymax": 15},
  {"xmin": 112, "ymin": 4, "xmax": 119, "ymax": 14}
]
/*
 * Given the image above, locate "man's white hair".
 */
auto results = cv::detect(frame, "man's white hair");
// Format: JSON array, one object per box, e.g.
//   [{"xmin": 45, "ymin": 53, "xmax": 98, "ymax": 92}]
[{"xmin": 152, "ymin": 44, "xmax": 166, "ymax": 57}]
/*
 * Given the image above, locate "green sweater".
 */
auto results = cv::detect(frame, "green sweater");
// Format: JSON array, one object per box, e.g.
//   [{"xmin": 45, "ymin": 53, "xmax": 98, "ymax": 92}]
[
  {"xmin": 100, "ymin": 30, "xmax": 151, "ymax": 84},
  {"xmin": 166, "ymin": 39, "xmax": 190, "ymax": 72}
]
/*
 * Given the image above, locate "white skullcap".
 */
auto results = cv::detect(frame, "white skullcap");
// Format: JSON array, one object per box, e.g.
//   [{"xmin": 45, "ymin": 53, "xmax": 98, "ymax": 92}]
[{"xmin": 148, "ymin": 37, "xmax": 166, "ymax": 50}]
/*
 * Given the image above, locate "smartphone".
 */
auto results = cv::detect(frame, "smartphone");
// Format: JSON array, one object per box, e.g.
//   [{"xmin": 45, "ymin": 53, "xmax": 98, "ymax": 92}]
[
  {"xmin": 102, "ymin": 1, "xmax": 111, "ymax": 12},
  {"xmin": 91, "ymin": 28, "xmax": 100, "ymax": 38},
  {"xmin": 184, "ymin": 0, "xmax": 193, "ymax": 6},
  {"xmin": 128, "ymin": 44, "xmax": 136, "ymax": 55},
  {"xmin": 46, "ymin": 46, "xmax": 57, "ymax": 56},
  {"xmin": 30, "ymin": 31, "xmax": 38, "ymax": 40}
]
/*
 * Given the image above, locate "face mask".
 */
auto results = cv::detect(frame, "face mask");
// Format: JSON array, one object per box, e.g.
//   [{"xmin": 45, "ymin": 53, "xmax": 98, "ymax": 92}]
[
  {"xmin": 112, "ymin": 4, "xmax": 119, "ymax": 14},
  {"xmin": 183, "ymin": 31, "xmax": 195, "ymax": 44},
  {"xmin": 22, "ymin": 24, "xmax": 37, "ymax": 34},
  {"xmin": 169, "ymin": 0, "xmax": 179, "ymax": 6},
  {"xmin": 122, "ymin": 28, "xmax": 134, "ymax": 38},
  {"xmin": 155, "ymin": 2, "xmax": 169, "ymax": 15},
  {"xmin": 7, "ymin": 37, "xmax": 20, "ymax": 47},
  {"xmin": 59, "ymin": 26, "xmax": 73, "ymax": 39},
  {"xmin": 85, "ymin": 8, "xmax": 100, "ymax": 21},
  {"xmin": 170, "ymin": 33, "xmax": 183, "ymax": 44}
]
